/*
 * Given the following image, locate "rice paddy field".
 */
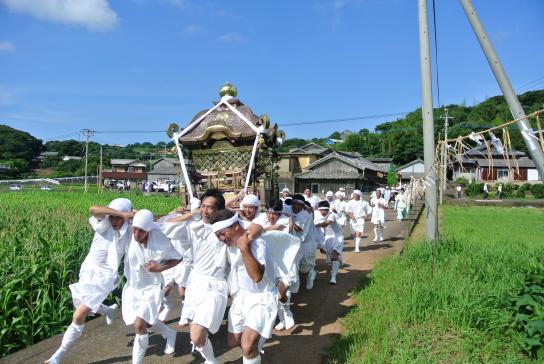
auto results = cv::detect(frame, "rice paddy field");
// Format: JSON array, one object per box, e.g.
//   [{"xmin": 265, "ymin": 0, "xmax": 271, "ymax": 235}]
[
  {"xmin": 329, "ymin": 205, "xmax": 544, "ymax": 364},
  {"xmin": 0, "ymin": 190, "xmax": 182, "ymax": 357}
]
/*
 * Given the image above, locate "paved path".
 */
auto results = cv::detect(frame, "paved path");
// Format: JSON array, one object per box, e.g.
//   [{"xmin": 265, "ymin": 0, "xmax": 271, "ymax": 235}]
[{"xmin": 2, "ymin": 209, "xmax": 409, "ymax": 364}]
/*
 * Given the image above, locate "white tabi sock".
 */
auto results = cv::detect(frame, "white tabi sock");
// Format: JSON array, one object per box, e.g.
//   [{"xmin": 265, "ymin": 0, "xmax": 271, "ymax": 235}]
[
  {"xmin": 195, "ymin": 337, "xmax": 218, "ymax": 364},
  {"xmin": 243, "ymin": 355, "xmax": 262, "ymax": 364},
  {"xmin": 331, "ymin": 260, "xmax": 340, "ymax": 278},
  {"xmin": 282, "ymin": 290, "xmax": 295, "ymax": 330},
  {"xmin": 151, "ymin": 321, "xmax": 176, "ymax": 354},
  {"xmin": 355, "ymin": 237, "xmax": 361, "ymax": 252},
  {"xmin": 373, "ymin": 227, "xmax": 378, "ymax": 241},
  {"xmin": 46, "ymin": 323, "xmax": 84, "ymax": 364},
  {"xmin": 257, "ymin": 336, "xmax": 267, "ymax": 353},
  {"xmin": 274, "ymin": 301, "xmax": 285, "ymax": 330},
  {"xmin": 158, "ymin": 294, "xmax": 173, "ymax": 321},
  {"xmin": 97, "ymin": 303, "xmax": 118, "ymax": 325},
  {"xmin": 132, "ymin": 333, "xmax": 149, "ymax": 364}
]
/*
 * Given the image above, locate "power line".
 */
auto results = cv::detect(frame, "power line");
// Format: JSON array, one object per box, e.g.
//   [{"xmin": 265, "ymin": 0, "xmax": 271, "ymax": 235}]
[
  {"xmin": 515, "ymin": 75, "xmax": 544, "ymax": 91},
  {"xmin": 280, "ymin": 112, "xmax": 409, "ymax": 127}
]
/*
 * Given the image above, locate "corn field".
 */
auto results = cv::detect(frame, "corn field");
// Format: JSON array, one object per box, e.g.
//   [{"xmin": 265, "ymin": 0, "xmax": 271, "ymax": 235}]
[{"xmin": 0, "ymin": 190, "xmax": 182, "ymax": 357}]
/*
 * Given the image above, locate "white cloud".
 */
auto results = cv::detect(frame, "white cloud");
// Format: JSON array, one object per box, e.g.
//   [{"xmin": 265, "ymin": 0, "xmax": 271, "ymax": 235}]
[
  {"xmin": 0, "ymin": 41, "xmax": 15, "ymax": 52},
  {"xmin": 216, "ymin": 32, "xmax": 247, "ymax": 44},
  {"xmin": 182, "ymin": 24, "xmax": 203, "ymax": 35},
  {"xmin": 0, "ymin": 87, "xmax": 16, "ymax": 105},
  {"xmin": 0, "ymin": 0, "xmax": 118, "ymax": 32}
]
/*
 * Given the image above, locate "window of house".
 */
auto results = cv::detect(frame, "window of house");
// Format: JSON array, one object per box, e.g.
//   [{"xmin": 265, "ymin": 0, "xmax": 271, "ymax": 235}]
[
  {"xmin": 311, "ymin": 183, "xmax": 320, "ymax": 194},
  {"xmin": 497, "ymin": 169, "xmax": 509, "ymax": 180}
]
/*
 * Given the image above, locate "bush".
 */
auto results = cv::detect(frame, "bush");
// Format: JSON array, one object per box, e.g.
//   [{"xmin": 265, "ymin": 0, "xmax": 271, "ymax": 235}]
[
  {"xmin": 502, "ymin": 183, "xmax": 516, "ymax": 198},
  {"xmin": 465, "ymin": 182, "xmax": 483, "ymax": 197},
  {"xmin": 531, "ymin": 184, "xmax": 544, "ymax": 199},
  {"xmin": 513, "ymin": 189, "xmax": 526, "ymax": 199},
  {"xmin": 519, "ymin": 183, "xmax": 532, "ymax": 193},
  {"xmin": 455, "ymin": 177, "xmax": 469, "ymax": 188}
]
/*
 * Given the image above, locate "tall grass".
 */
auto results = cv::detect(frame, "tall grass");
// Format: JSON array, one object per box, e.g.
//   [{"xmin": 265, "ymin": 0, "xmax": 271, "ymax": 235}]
[
  {"xmin": 329, "ymin": 206, "xmax": 544, "ymax": 363},
  {"xmin": 0, "ymin": 191, "xmax": 182, "ymax": 356}
]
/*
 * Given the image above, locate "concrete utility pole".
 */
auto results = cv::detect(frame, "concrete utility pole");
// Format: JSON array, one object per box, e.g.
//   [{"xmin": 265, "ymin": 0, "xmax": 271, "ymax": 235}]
[
  {"xmin": 81, "ymin": 129, "xmax": 95, "ymax": 193},
  {"xmin": 439, "ymin": 108, "xmax": 453, "ymax": 204},
  {"xmin": 418, "ymin": 0, "xmax": 438, "ymax": 240},
  {"xmin": 460, "ymin": 0, "xmax": 544, "ymax": 182},
  {"xmin": 98, "ymin": 144, "xmax": 103, "ymax": 193}
]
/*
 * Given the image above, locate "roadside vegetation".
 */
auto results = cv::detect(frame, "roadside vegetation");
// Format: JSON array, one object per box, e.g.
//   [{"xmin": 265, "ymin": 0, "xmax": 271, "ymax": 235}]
[
  {"xmin": 0, "ymin": 190, "xmax": 182, "ymax": 356},
  {"xmin": 329, "ymin": 206, "xmax": 544, "ymax": 363}
]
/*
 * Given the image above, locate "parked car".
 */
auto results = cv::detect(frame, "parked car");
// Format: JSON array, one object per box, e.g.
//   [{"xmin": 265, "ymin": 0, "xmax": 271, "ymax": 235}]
[
  {"xmin": 156, "ymin": 180, "xmax": 177, "ymax": 192},
  {"xmin": 40, "ymin": 185, "xmax": 52, "ymax": 190},
  {"xmin": 9, "ymin": 184, "xmax": 22, "ymax": 191}
]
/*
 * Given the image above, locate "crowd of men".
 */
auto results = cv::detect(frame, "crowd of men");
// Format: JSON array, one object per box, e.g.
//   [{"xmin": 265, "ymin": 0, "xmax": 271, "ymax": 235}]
[{"xmin": 45, "ymin": 185, "xmax": 407, "ymax": 364}]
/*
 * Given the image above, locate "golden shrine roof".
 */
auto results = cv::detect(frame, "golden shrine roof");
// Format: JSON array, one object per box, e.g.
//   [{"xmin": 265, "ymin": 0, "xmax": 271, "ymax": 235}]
[{"xmin": 179, "ymin": 83, "xmax": 260, "ymax": 146}]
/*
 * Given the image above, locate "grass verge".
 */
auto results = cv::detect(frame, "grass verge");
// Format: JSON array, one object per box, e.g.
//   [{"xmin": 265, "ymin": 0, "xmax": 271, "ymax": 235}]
[{"xmin": 328, "ymin": 206, "xmax": 544, "ymax": 363}]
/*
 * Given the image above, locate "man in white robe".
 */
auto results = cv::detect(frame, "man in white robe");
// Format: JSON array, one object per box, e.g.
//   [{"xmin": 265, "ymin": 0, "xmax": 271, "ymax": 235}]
[
  {"xmin": 345, "ymin": 190, "xmax": 371, "ymax": 252},
  {"xmin": 370, "ymin": 189, "xmax": 388, "ymax": 242},
  {"xmin": 290, "ymin": 194, "xmax": 317, "ymax": 290},
  {"xmin": 166, "ymin": 190, "xmax": 262, "ymax": 364},
  {"xmin": 122, "ymin": 209, "xmax": 182, "ymax": 364},
  {"xmin": 332, "ymin": 191, "xmax": 347, "ymax": 228},
  {"xmin": 253, "ymin": 199, "xmax": 295, "ymax": 331},
  {"xmin": 303, "ymin": 186, "xmax": 321, "ymax": 210},
  {"xmin": 45, "ymin": 198, "xmax": 134, "ymax": 364},
  {"xmin": 315, "ymin": 201, "xmax": 344, "ymax": 284},
  {"xmin": 211, "ymin": 209, "xmax": 278, "ymax": 364},
  {"xmin": 239, "ymin": 194, "xmax": 262, "ymax": 222}
]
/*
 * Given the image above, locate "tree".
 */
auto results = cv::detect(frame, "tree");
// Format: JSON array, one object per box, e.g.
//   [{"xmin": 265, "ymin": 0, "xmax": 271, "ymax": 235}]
[{"xmin": 0, "ymin": 125, "xmax": 42, "ymax": 176}]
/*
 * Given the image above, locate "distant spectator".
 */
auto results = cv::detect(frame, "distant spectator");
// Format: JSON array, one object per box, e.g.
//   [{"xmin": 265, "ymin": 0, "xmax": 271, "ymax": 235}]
[
  {"xmin": 456, "ymin": 185, "xmax": 462, "ymax": 199},
  {"xmin": 483, "ymin": 183, "xmax": 488, "ymax": 200},
  {"xmin": 497, "ymin": 183, "xmax": 503, "ymax": 199}
]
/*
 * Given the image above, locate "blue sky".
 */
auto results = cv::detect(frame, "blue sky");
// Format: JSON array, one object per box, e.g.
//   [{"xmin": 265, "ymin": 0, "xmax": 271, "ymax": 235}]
[{"xmin": 1, "ymin": 0, "xmax": 543, "ymax": 146}]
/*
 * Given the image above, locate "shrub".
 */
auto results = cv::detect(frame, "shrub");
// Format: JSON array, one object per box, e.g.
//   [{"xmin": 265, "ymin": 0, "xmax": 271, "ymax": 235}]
[
  {"xmin": 455, "ymin": 177, "xmax": 469, "ymax": 188},
  {"xmin": 513, "ymin": 189, "xmax": 526, "ymax": 199},
  {"xmin": 519, "ymin": 183, "xmax": 532, "ymax": 193},
  {"xmin": 465, "ymin": 182, "xmax": 483, "ymax": 197},
  {"xmin": 502, "ymin": 183, "xmax": 516, "ymax": 198},
  {"xmin": 531, "ymin": 184, "xmax": 544, "ymax": 199}
]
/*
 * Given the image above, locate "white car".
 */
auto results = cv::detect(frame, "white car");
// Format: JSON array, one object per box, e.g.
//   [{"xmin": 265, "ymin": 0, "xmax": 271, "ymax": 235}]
[
  {"xmin": 40, "ymin": 185, "xmax": 52, "ymax": 190},
  {"xmin": 9, "ymin": 184, "xmax": 22, "ymax": 191}
]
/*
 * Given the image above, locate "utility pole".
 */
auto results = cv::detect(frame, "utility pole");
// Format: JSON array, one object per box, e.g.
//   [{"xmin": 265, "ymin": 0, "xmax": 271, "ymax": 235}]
[
  {"xmin": 439, "ymin": 108, "xmax": 453, "ymax": 204},
  {"xmin": 81, "ymin": 129, "xmax": 95, "ymax": 193},
  {"xmin": 418, "ymin": 0, "xmax": 438, "ymax": 241},
  {"xmin": 460, "ymin": 0, "xmax": 544, "ymax": 182},
  {"xmin": 99, "ymin": 144, "xmax": 103, "ymax": 193}
]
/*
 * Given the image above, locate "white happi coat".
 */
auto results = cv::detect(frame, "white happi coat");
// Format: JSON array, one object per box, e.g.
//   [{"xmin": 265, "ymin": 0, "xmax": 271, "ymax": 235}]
[
  {"xmin": 253, "ymin": 213, "xmax": 290, "ymax": 231},
  {"xmin": 345, "ymin": 199, "xmax": 371, "ymax": 233},
  {"xmin": 226, "ymin": 236, "xmax": 277, "ymax": 338},
  {"xmin": 314, "ymin": 212, "xmax": 344, "ymax": 256},
  {"xmin": 332, "ymin": 198, "xmax": 347, "ymax": 226},
  {"xmin": 304, "ymin": 194, "xmax": 321, "ymax": 210},
  {"xmin": 178, "ymin": 220, "xmax": 229, "ymax": 333},
  {"xmin": 370, "ymin": 196, "xmax": 388, "ymax": 225},
  {"xmin": 122, "ymin": 229, "xmax": 181, "ymax": 325},
  {"xmin": 291, "ymin": 209, "xmax": 317, "ymax": 280},
  {"xmin": 158, "ymin": 214, "xmax": 192, "ymax": 287},
  {"xmin": 69, "ymin": 216, "xmax": 131, "ymax": 312}
]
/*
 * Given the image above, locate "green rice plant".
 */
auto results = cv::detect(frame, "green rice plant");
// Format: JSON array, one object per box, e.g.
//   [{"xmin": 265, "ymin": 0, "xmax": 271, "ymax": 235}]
[
  {"xmin": 328, "ymin": 206, "xmax": 544, "ymax": 363},
  {"xmin": 0, "ymin": 190, "xmax": 182, "ymax": 356}
]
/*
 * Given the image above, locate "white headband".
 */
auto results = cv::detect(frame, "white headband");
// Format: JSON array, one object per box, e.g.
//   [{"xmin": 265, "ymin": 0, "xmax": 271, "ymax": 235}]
[
  {"xmin": 211, "ymin": 214, "xmax": 239, "ymax": 233},
  {"xmin": 317, "ymin": 206, "xmax": 330, "ymax": 210},
  {"xmin": 242, "ymin": 194, "xmax": 259, "ymax": 207},
  {"xmin": 133, "ymin": 209, "xmax": 157, "ymax": 232}
]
